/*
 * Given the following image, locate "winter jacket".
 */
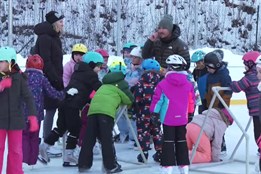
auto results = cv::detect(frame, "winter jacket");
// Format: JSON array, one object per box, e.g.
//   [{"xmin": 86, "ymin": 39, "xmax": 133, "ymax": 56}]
[
  {"xmin": 133, "ymin": 70, "xmax": 161, "ymax": 117},
  {"xmin": 63, "ymin": 59, "xmax": 76, "ymax": 87},
  {"xmin": 205, "ymin": 64, "xmax": 232, "ymax": 109},
  {"xmin": 24, "ymin": 68, "xmax": 65, "ymax": 121},
  {"xmin": 34, "ymin": 21, "xmax": 64, "ymax": 109},
  {"xmin": 0, "ymin": 72, "xmax": 36, "ymax": 130},
  {"xmin": 142, "ymin": 24, "xmax": 190, "ymax": 69},
  {"xmin": 88, "ymin": 72, "xmax": 133, "ymax": 119},
  {"xmin": 63, "ymin": 62, "xmax": 102, "ymax": 109},
  {"xmin": 230, "ymin": 68, "xmax": 260, "ymax": 117},
  {"xmin": 150, "ymin": 71, "xmax": 195, "ymax": 126},
  {"xmin": 189, "ymin": 109, "xmax": 228, "ymax": 162},
  {"xmin": 192, "ymin": 67, "xmax": 208, "ymax": 100}
]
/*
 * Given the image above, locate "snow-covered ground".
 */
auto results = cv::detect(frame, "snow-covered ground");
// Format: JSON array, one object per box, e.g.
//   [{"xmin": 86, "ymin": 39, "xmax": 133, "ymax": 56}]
[{"xmin": 1, "ymin": 104, "xmax": 258, "ymax": 174}]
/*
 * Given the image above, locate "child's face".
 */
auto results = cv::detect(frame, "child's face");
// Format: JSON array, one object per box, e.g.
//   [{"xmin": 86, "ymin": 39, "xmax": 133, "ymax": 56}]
[
  {"xmin": 73, "ymin": 53, "xmax": 83, "ymax": 63},
  {"xmin": 131, "ymin": 57, "xmax": 142, "ymax": 70},
  {"xmin": 102, "ymin": 56, "xmax": 109, "ymax": 68},
  {"xmin": 256, "ymin": 66, "xmax": 261, "ymax": 81},
  {"xmin": 0, "ymin": 61, "xmax": 9, "ymax": 72},
  {"xmin": 195, "ymin": 60, "xmax": 205, "ymax": 69}
]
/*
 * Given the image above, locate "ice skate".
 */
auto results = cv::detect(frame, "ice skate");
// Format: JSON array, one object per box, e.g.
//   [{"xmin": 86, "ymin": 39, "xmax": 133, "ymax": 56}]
[
  {"xmin": 63, "ymin": 149, "xmax": 78, "ymax": 167},
  {"xmin": 160, "ymin": 166, "xmax": 173, "ymax": 174},
  {"xmin": 38, "ymin": 143, "xmax": 50, "ymax": 164},
  {"xmin": 47, "ymin": 146, "xmax": 62, "ymax": 158},
  {"xmin": 178, "ymin": 165, "xmax": 189, "ymax": 174},
  {"xmin": 102, "ymin": 162, "xmax": 122, "ymax": 173}
]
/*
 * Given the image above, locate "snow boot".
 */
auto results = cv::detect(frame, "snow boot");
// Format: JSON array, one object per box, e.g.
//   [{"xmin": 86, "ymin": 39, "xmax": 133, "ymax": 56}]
[
  {"xmin": 153, "ymin": 151, "xmax": 162, "ymax": 163},
  {"xmin": 63, "ymin": 149, "xmax": 78, "ymax": 167},
  {"xmin": 137, "ymin": 151, "xmax": 148, "ymax": 163},
  {"xmin": 38, "ymin": 143, "xmax": 50, "ymax": 164}
]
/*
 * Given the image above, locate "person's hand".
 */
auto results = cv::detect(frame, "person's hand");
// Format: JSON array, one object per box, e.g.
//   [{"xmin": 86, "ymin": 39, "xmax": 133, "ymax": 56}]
[
  {"xmin": 28, "ymin": 116, "xmax": 39, "ymax": 132},
  {"xmin": 149, "ymin": 32, "xmax": 159, "ymax": 42},
  {"xmin": 67, "ymin": 88, "xmax": 78, "ymax": 96},
  {"xmin": 0, "ymin": 78, "xmax": 12, "ymax": 92}
]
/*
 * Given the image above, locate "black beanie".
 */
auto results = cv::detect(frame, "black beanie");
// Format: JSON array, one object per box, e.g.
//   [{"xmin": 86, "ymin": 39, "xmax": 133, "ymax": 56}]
[
  {"xmin": 45, "ymin": 11, "xmax": 64, "ymax": 24},
  {"xmin": 158, "ymin": 14, "xmax": 173, "ymax": 32}
]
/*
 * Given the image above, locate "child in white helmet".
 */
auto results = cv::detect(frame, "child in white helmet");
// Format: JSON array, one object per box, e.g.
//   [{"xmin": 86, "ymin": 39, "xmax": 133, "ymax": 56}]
[{"xmin": 0, "ymin": 46, "xmax": 39, "ymax": 174}]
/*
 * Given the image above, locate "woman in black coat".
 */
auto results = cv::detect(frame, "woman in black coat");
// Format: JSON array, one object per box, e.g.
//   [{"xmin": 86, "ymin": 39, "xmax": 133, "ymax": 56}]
[{"xmin": 33, "ymin": 11, "xmax": 64, "ymax": 142}]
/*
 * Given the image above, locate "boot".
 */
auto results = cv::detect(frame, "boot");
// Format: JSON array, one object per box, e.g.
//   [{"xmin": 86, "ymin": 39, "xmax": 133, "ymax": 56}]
[
  {"xmin": 178, "ymin": 165, "xmax": 189, "ymax": 174},
  {"xmin": 38, "ymin": 142, "xmax": 50, "ymax": 164},
  {"xmin": 137, "ymin": 151, "xmax": 148, "ymax": 163},
  {"xmin": 153, "ymin": 151, "xmax": 162, "ymax": 163},
  {"xmin": 63, "ymin": 149, "xmax": 78, "ymax": 167}
]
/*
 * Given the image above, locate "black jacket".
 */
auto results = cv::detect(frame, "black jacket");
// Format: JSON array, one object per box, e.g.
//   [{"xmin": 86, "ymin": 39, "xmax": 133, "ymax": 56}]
[
  {"xmin": 63, "ymin": 62, "xmax": 102, "ymax": 109},
  {"xmin": 142, "ymin": 24, "xmax": 190, "ymax": 70},
  {"xmin": 34, "ymin": 21, "xmax": 64, "ymax": 109}
]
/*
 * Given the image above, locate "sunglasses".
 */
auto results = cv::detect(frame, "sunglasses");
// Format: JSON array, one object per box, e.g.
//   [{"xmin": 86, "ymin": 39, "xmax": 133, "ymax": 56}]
[
  {"xmin": 206, "ymin": 65, "xmax": 216, "ymax": 69},
  {"xmin": 132, "ymin": 63, "xmax": 140, "ymax": 66}
]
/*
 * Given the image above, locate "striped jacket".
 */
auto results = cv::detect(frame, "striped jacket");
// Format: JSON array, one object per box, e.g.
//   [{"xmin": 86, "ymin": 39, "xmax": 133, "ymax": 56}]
[{"xmin": 230, "ymin": 68, "xmax": 260, "ymax": 117}]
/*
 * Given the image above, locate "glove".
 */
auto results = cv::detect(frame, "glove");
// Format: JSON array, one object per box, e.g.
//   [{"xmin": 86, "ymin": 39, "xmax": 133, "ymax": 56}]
[
  {"xmin": 28, "ymin": 116, "xmax": 39, "ymax": 132},
  {"xmin": 0, "ymin": 78, "xmax": 12, "ymax": 92},
  {"xmin": 67, "ymin": 88, "xmax": 78, "ymax": 96}
]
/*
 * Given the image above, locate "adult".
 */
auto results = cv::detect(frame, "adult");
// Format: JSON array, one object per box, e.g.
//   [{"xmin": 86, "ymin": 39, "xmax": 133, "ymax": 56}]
[
  {"xmin": 142, "ymin": 14, "xmax": 190, "ymax": 72},
  {"xmin": 33, "ymin": 11, "xmax": 64, "ymax": 144}
]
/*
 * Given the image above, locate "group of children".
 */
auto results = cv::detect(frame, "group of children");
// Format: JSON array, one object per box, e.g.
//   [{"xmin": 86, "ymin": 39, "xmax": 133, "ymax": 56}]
[{"xmin": 0, "ymin": 43, "xmax": 261, "ymax": 174}]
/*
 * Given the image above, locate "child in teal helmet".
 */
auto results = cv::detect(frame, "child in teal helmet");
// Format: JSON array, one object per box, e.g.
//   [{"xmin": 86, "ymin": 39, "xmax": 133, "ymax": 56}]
[
  {"xmin": 122, "ymin": 42, "xmax": 137, "ymax": 69},
  {"xmin": 0, "ymin": 46, "xmax": 38, "ymax": 174},
  {"xmin": 39, "ymin": 51, "xmax": 103, "ymax": 166},
  {"xmin": 191, "ymin": 50, "xmax": 209, "ymax": 114}
]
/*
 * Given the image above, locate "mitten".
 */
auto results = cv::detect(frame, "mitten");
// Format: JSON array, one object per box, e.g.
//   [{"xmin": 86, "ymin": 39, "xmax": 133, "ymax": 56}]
[
  {"xmin": 28, "ymin": 116, "xmax": 39, "ymax": 132},
  {"xmin": 67, "ymin": 88, "xmax": 78, "ymax": 96},
  {"xmin": 0, "ymin": 78, "xmax": 12, "ymax": 92}
]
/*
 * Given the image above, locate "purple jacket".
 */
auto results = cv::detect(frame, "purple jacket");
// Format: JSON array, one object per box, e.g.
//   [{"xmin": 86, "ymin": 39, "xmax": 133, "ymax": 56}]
[
  {"xmin": 24, "ymin": 68, "xmax": 65, "ymax": 121},
  {"xmin": 63, "ymin": 59, "xmax": 76, "ymax": 87},
  {"xmin": 150, "ymin": 71, "xmax": 195, "ymax": 126}
]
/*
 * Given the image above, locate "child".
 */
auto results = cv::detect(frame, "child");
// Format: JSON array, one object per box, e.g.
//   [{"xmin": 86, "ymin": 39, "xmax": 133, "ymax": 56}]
[
  {"xmin": 191, "ymin": 50, "xmax": 208, "ymax": 114},
  {"xmin": 78, "ymin": 67, "xmax": 134, "ymax": 173},
  {"xmin": 63, "ymin": 43, "xmax": 87, "ymax": 87},
  {"xmin": 122, "ymin": 42, "xmax": 137, "ymax": 69},
  {"xmin": 186, "ymin": 108, "xmax": 233, "ymax": 163},
  {"xmin": 96, "ymin": 48, "xmax": 110, "ymax": 81},
  {"xmin": 203, "ymin": 50, "xmax": 232, "ymax": 155},
  {"xmin": 0, "ymin": 46, "xmax": 39, "ymax": 174},
  {"xmin": 22, "ymin": 54, "xmax": 65, "ymax": 166},
  {"xmin": 230, "ymin": 51, "xmax": 261, "ymax": 149},
  {"xmin": 150, "ymin": 54, "xmax": 195, "ymax": 174},
  {"xmin": 39, "ymin": 52, "xmax": 103, "ymax": 166},
  {"xmin": 132, "ymin": 58, "xmax": 162, "ymax": 163}
]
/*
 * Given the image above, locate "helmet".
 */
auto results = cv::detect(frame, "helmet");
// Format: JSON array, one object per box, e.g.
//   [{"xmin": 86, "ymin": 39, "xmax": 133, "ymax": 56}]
[
  {"xmin": 242, "ymin": 51, "xmax": 260, "ymax": 69},
  {"xmin": 0, "ymin": 46, "xmax": 16, "ymax": 63},
  {"xmin": 142, "ymin": 58, "xmax": 160, "ymax": 71},
  {"xmin": 166, "ymin": 54, "xmax": 187, "ymax": 71},
  {"xmin": 212, "ymin": 49, "xmax": 224, "ymax": 60},
  {"xmin": 191, "ymin": 50, "xmax": 206, "ymax": 63},
  {"xmin": 95, "ymin": 49, "xmax": 109, "ymax": 58},
  {"xmin": 130, "ymin": 47, "xmax": 142, "ymax": 58},
  {"xmin": 72, "ymin": 44, "xmax": 88, "ymax": 54},
  {"xmin": 83, "ymin": 52, "xmax": 104, "ymax": 64},
  {"xmin": 26, "ymin": 54, "xmax": 44, "ymax": 70},
  {"xmin": 109, "ymin": 61, "xmax": 127, "ymax": 75},
  {"xmin": 204, "ymin": 51, "xmax": 223, "ymax": 69},
  {"xmin": 123, "ymin": 42, "xmax": 137, "ymax": 49}
]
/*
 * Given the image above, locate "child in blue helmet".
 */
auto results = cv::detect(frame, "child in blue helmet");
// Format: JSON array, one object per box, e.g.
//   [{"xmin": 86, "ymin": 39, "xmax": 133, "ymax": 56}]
[
  {"xmin": 39, "ymin": 52, "xmax": 103, "ymax": 166},
  {"xmin": 191, "ymin": 50, "xmax": 208, "ymax": 114},
  {"xmin": 78, "ymin": 61, "xmax": 133, "ymax": 173},
  {"xmin": 132, "ymin": 58, "xmax": 163, "ymax": 163},
  {"xmin": 0, "ymin": 46, "xmax": 38, "ymax": 174}
]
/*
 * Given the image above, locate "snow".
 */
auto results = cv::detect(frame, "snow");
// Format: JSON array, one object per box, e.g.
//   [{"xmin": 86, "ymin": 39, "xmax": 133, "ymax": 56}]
[{"xmin": 2, "ymin": 105, "xmax": 258, "ymax": 174}]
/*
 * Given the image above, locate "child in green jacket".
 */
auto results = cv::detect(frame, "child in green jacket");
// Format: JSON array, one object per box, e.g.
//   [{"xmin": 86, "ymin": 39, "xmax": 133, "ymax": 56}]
[{"xmin": 78, "ymin": 65, "xmax": 134, "ymax": 173}]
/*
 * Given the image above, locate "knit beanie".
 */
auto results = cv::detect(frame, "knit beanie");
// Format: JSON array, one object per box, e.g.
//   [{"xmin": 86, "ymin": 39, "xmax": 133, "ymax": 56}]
[
  {"xmin": 158, "ymin": 14, "xmax": 173, "ymax": 32},
  {"xmin": 45, "ymin": 11, "xmax": 64, "ymax": 24}
]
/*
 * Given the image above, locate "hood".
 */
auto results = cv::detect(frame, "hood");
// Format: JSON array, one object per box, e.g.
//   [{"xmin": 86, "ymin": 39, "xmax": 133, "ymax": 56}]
[
  {"xmin": 140, "ymin": 70, "xmax": 161, "ymax": 85},
  {"xmin": 215, "ymin": 63, "xmax": 230, "ymax": 75},
  {"xmin": 164, "ymin": 71, "xmax": 188, "ymax": 86},
  {"xmin": 160, "ymin": 24, "xmax": 181, "ymax": 43},
  {"xmin": 102, "ymin": 72, "xmax": 125, "ymax": 84},
  {"xmin": 74, "ymin": 62, "xmax": 92, "ymax": 72},
  {"xmin": 34, "ymin": 21, "xmax": 58, "ymax": 37},
  {"xmin": 202, "ymin": 108, "xmax": 223, "ymax": 121}
]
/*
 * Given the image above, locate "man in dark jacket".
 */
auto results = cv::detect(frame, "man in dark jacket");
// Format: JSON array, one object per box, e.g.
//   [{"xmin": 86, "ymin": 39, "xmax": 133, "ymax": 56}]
[
  {"xmin": 142, "ymin": 14, "xmax": 190, "ymax": 72},
  {"xmin": 33, "ymin": 11, "xmax": 64, "ymax": 145}
]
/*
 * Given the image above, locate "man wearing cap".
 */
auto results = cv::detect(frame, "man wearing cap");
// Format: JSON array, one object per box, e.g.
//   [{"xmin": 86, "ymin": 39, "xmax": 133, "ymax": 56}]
[
  {"xmin": 33, "ymin": 11, "xmax": 65, "ymax": 150},
  {"xmin": 142, "ymin": 14, "xmax": 190, "ymax": 72}
]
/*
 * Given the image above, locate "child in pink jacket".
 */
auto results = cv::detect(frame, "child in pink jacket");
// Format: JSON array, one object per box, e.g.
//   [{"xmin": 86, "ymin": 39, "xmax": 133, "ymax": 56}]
[
  {"xmin": 186, "ymin": 108, "xmax": 233, "ymax": 163},
  {"xmin": 150, "ymin": 54, "xmax": 195, "ymax": 174}
]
